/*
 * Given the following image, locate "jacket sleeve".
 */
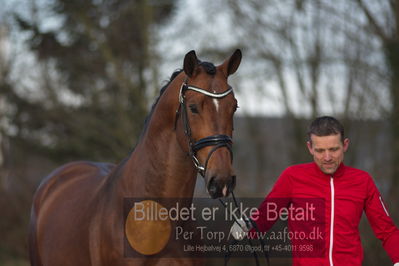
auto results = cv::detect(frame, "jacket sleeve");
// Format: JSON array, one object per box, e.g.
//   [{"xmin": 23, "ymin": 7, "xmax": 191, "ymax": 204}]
[
  {"xmin": 364, "ymin": 175, "xmax": 399, "ymax": 264},
  {"xmin": 251, "ymin": 167, "xmax": 293, "ymax": 233}
]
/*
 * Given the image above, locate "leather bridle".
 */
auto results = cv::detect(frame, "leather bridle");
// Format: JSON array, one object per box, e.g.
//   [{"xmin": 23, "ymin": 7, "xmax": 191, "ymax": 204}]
[
  {"xmin": 175, "ymin": 80, "xmax": 234, "ymax": 177},
  {"xmin": 175, "ymin": 79, "xmax": 270, "ymax": 266}
]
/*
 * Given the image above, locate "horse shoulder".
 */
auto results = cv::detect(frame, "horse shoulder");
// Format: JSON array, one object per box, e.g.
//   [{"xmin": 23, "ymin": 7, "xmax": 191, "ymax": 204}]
[{"xmin": 30, "ymin": 161, "xmax": 115, "ymax": 266}]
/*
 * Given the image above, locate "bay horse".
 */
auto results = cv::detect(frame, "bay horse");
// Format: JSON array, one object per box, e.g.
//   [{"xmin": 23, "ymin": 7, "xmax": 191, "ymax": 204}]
[{"xmin": 29, "ymin": 49, "xmax": 242, "ymax": 266}]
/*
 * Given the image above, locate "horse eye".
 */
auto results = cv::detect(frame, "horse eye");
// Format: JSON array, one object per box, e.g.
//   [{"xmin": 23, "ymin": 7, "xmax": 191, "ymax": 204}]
[{"xmin": 189, "ymin": 104, "xmax": 199, "ymax": 114}]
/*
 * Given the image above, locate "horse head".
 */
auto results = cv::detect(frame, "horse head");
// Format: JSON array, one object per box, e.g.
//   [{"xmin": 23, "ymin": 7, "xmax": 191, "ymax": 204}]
[{"xmin": 176, "ymin": 49, "xmax": 242, "ymax": 199}]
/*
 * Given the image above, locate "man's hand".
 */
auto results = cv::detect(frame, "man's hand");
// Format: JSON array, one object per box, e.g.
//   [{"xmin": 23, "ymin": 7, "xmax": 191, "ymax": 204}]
[{"xmin": 230, "ymin": 217, "xmax": 253, "ymax": 240}]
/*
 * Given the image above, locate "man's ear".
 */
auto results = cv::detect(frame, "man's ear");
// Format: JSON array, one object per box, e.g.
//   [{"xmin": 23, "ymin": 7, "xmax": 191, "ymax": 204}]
[
  {"xmin": 307, "ymin": 141, "xmax": 314, "ymax": 155},
  {"xmin": 343, "ymin": 138, "xmax": 350, "ymax": 152}
]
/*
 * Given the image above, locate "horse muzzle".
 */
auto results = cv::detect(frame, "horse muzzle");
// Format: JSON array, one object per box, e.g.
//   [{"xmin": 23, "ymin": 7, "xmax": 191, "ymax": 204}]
[{"xmin": 206, "ymin": 173, "xmax": 236, "ymax": 199}]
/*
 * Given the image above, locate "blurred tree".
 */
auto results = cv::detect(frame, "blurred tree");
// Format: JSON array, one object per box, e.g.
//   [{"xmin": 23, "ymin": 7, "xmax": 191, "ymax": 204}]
[
  {"xmin": 0, "ymin": 22, "xmax": 11, "ymax": 188},
  {"xmin": 4, "ymin": 0, "xmax": 176, "ymax": 162},
  {"xmin": 351, "ymin": 0, "xmax": 399, "ymax": 202},
  {"xmin": 347, "ymin": 1, "xmax": 399, "ymax": 262}
]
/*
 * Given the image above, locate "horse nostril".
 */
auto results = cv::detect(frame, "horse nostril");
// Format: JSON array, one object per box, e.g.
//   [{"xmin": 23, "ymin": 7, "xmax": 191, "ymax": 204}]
[{"xmin": 207, "ymin": 176, "xmax": 217, "ymax": 197}]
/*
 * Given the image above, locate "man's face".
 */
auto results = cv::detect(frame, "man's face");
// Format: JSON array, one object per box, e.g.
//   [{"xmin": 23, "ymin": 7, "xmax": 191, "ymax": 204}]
[{"xmin": 307, "ymin": 134, "xmax": 349, "ymax": 175}]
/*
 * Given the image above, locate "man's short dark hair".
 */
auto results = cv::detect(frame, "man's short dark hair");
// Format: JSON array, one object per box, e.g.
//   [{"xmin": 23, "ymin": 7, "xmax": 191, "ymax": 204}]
[{"xmin": 308, "ymin": 116, "xmax": 345, "ymax": 142}]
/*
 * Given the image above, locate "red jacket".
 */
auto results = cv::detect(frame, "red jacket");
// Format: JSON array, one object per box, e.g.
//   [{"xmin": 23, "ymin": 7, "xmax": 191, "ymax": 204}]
[{"xmin": 253, "ymin": 162, "xmax": 399, "ymax": 265}]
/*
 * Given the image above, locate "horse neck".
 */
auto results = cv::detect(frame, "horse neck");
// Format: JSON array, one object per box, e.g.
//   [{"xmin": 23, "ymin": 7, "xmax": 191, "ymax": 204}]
[{"xmin": 118, "ymin": 77, "xmax": 198, "ymax": 198}]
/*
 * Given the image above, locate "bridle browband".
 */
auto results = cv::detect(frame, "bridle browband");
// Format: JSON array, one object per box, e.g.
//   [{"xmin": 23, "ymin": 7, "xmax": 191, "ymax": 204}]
[{"xmin": 175, "ymin": 79, "xmax": 234, "ymax": 177}]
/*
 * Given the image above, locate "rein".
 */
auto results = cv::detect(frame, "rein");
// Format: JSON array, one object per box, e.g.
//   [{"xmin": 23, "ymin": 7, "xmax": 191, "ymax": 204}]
[
  {"xmin": 175, "ymin": 80, "xmax": 233, "ymax": 177},
  {"xmin": 219, "ymin": 191, "xmax": 270, "ymax": 266}
]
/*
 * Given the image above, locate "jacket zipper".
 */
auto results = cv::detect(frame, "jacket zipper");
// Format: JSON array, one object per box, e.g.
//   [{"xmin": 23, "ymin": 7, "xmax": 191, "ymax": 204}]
[{"xmin": 329, "ymin": 176, "xmax": 335, "ymax": 266}]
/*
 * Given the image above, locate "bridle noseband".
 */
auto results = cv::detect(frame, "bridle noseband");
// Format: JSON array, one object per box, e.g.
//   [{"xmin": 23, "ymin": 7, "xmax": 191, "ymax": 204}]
[{"xmin": 175, "ymin": 80, "xmax": 234, "ymax": 177}]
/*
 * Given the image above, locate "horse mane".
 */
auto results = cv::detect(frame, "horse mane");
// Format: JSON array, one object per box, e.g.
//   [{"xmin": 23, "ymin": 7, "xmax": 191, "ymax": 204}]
[{"xmin": 139, "ymin": 69, "xmax": 183, "ymax": 138}]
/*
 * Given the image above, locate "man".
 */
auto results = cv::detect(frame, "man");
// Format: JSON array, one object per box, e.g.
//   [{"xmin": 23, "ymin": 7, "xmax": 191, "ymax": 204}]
[{"xmin": 231, "ymin": 116, "xmax": 399, "ymax": 265}]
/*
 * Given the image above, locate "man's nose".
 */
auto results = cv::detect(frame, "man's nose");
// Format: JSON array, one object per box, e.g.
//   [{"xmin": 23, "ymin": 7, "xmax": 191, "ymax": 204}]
[{"xmin": 324, "ymin": 151, "xmax": 332, "ymax": 161}]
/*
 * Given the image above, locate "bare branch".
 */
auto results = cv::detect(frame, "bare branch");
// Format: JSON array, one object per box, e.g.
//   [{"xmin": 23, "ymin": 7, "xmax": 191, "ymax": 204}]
[{"xmin": 355, "ymin": 0, "xmax": 389, "ymax": 41}]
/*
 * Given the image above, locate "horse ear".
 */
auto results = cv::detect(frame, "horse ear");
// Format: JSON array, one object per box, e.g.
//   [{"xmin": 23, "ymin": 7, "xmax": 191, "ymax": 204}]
[
  {"xmin": 221, "ymin": 49, "xmax": 242, "ymax": 76},
  {"xmin": 183, "ymin": 50, "xmax": 199, "ymax": 77}
]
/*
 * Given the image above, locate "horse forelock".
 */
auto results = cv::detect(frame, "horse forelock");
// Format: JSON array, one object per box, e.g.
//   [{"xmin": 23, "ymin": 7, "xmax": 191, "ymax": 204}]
[{"xmin": 199, "ymin": 61, "xmax": 216, "ymax": 75}]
